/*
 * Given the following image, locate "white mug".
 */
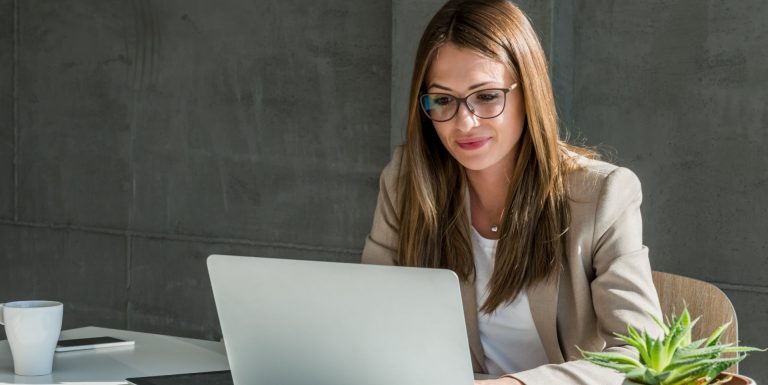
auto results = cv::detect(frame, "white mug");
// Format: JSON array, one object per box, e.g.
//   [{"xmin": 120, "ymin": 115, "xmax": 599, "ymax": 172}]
[{"xmin": 0, "ymin": 300, "xmax": 63, "ymax": 376}]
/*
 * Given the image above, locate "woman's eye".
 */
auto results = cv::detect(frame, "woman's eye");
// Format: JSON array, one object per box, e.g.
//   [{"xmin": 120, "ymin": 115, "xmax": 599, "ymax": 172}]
[
  {"xmin": 475, "ymin": 92, "xmax": 501, "ymax": 103},
  {"xmin": 433, "ymin": 96, "xmax": 453, "ymax": 106}
]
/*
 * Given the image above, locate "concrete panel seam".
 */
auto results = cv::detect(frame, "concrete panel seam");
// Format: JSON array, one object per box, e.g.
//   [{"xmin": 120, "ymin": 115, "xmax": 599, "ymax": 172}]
[
  {"xmin": 0, "ymin": 219, "xmax": 362, "ymax": 256},
  {"xmin": 126, "ymin": 235, "xmax": 131, "ymax": 331},
  {"xmin": 548, "ymin": 0, "xmax": 554, "ymax": 63},
  {"xmin": 390, "ymin": 0, "xmax": 397, "ymax": 151},
  {"xmin": 12, "ymin": 0, "xmax": 18, "ymax": 221},
  {"xmin": 551, "ymin": 0, "xmax": 575, "ymax": 130},
  {"xmin": 127, "ymin": 0, "xmax": 151, "ymax": 233},
  {"xmin": 714, "ymin": 281, "xmax": 768, "ymax": 295},
  {"xmin": 126, "ymin": 235, "xmax": 132, "ymax": 290}
]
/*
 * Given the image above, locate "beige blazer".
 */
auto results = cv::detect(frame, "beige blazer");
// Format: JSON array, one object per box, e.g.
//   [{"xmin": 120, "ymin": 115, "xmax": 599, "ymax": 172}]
[{"xmin": 361, "ymin": 148, "xmax": 663, "ymax": 385}]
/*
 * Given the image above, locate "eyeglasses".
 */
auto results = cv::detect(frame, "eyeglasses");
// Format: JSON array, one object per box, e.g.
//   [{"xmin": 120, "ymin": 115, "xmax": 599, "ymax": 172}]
[{"xmin": 419, "ymin": 83, "xmax": 518, "ymax": 122}]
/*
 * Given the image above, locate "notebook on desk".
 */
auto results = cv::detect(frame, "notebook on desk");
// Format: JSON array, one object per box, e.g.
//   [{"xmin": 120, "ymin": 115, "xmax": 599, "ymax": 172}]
[{"xmin": 206, "ymin": 254, "xmax": 476, "ymax": 385}]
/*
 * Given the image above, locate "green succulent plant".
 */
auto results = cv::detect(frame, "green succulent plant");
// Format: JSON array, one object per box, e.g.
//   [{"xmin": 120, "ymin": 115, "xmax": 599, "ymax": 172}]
[{"xmin": 580, "ymin": 308, "xmax": 764, "ymax": 385}]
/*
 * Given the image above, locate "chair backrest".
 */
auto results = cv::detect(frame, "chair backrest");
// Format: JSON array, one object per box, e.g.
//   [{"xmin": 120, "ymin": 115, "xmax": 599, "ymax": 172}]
[{"xmin": 651, "ymin": 271, "xmax": 739, "ymax": 373}]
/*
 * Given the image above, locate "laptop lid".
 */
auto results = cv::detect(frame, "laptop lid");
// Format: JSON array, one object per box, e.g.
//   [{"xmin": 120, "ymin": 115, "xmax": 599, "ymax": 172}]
[{"xmin": 207, "ymin": 254, "xmax": 475, "ymax": 385}]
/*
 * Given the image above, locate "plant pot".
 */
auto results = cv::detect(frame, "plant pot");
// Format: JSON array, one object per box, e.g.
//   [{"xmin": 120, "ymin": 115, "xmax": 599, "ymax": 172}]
[
  {"xmin": 718, "ymin": 372, "xmax": 757, "ymax": 385},
  {"xmin": 626, "ymin": 373, "xmax": 756, "ymax": 385}
]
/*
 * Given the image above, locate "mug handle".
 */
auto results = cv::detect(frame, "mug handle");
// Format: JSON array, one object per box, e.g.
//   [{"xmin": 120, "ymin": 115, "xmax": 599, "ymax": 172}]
[{"xmin": 0, "ymin": 303, "xmax": 4, "ymax": 325}]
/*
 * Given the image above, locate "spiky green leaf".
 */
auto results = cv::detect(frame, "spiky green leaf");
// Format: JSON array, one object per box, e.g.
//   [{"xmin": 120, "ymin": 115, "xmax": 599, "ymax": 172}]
[
  {"xmin": 682, "ymin": 338, "xmax": 707, "ymax": 350},
  {"xmin": 721, "ymin": 346, "xmax": 766, "ymax": 354},
  {"xmin": 665, "ymin": 318, "xmax": 696, "ymax": 362},
  {"xmin": 704, "ymin": 321, "xmax": 731, "ymax": 347},
  {"xmin": 627, "ymin": 325, "xmax": 651, "ymax": 363},
  {"xmin": 674, "ymin": 345, "xmax": 732, "ymax": 361},
  {"xmin": 649, "ymin": 337, "xmax": 668, "ymax": 371},
  {"xmin": 703, "ymin": 356, "xmax": 748, "ymax": 382},
  {"xmin": 627, "ymin": 367, "xmax": 665, "ymax": 385},
  {"xmin": 580, "ymin": 349, "xmax": 644, "ymax": 369},
  {"xmin": 663, "ymin": 357, "xmax": 743, "ymax": 385},
  {"xmin": 615, "ymin": 332, "xmax": 647, "ymax": 358},
  {"xmin": 651, "ymin": 313, "xmax": 670, "ymax": 335}
]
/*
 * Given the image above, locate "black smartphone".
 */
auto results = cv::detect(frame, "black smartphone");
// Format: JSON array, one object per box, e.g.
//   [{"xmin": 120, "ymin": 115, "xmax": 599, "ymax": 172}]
[
  {"xmin": 56, "ymin": 336, "xmax": 135, "ymax": 352},
  {"xmin": 127, "ymin": 370, "xmax": 233, "ymax": 385}
]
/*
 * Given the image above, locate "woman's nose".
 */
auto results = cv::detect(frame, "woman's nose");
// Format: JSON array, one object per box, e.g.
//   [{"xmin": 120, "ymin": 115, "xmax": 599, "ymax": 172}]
[{"xmin": 454, "ymin": 102, "xmax": 478, "ymax": 132}]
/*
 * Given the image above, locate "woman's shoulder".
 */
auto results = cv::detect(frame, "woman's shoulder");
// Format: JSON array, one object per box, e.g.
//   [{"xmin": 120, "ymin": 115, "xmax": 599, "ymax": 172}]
[
  {"xmin": 380, "ymin": 143, "xmax": 405, "ymax": 173},
  {"xmin": 376, "ymin": 145, "xmax": 407, "ymax": 202},
  {"xmin": 562, "ymin": 150, "xmax": 642, "ymax": 202},
  {"xmin": 380, "ymin": 145, "xmax": 405, "ymax": 177}
]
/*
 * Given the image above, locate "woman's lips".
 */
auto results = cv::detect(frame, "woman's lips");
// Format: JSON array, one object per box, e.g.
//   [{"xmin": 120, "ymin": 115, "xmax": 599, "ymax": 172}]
[{"xmin": 456, "ymin": 137, "xmax": 490, "ymax": 150}]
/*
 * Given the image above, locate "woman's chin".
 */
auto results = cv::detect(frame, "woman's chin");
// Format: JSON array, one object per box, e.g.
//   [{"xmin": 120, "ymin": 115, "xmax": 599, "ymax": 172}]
[
  {"xmin": 454, "ymin": 157, "xmax": 495, "ymax": 172},
  {"xmin": 450, "ymin": 151, "xmax": 512, "ymax": 174}
]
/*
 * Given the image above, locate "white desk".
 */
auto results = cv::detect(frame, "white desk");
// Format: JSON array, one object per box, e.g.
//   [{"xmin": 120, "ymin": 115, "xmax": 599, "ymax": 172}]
[
  {"xmin": 0, "ymin": 327, "xmax": 496, "ymax": 384},
  {"xmin": 0, "ymin": 327, "xmax": 229, "ymax": 384}
]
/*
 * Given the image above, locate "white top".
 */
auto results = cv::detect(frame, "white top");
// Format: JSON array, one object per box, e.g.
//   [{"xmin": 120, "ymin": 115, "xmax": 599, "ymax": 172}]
[{"xmin": 471, "ymin": 227, "xmax": 550, "ymax": 375}]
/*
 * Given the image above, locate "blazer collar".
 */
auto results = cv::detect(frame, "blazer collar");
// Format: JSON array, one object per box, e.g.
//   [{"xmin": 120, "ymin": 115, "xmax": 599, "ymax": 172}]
[
  {"xmin": 460, "ymin": 278, "xmax": 487, "ymax": 373},
  {"xmin": 527, "ymin": 274, "xmax": 565, "ymax": 364}
]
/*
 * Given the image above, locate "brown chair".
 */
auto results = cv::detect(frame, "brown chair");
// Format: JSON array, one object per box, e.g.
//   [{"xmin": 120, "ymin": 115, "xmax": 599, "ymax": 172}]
[{"xmin": 651, "ymin": 271, "xmax": 739, "ymax": 373}]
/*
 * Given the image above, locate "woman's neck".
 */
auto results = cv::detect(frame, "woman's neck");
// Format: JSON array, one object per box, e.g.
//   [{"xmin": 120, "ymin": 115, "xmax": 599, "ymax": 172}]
[
  {"xmin": 467, "ymin": 160, "xmax": 514, "ymax": 239},
  {"xmin": 467, "ymin": 168, "xmax": 509, "ymax": 215}
]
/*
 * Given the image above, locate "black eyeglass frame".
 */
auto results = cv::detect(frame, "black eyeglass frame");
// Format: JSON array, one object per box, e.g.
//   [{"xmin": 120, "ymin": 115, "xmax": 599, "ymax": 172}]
[{"xmin": 419, "ymin": 83, "xmax": 519, "ymax": 123}]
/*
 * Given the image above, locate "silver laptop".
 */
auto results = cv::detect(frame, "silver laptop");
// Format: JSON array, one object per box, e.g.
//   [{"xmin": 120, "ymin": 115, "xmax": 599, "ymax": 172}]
[{"xmin": 207, "ymin": 254, "xmax": 475, "ymax": 385}]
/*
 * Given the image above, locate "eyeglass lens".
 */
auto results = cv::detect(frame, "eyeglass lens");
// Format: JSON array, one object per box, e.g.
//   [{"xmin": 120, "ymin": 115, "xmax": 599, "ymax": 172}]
[{"xmin": 420, "ymin": 88, "xmax": 507, "ymax": 122}]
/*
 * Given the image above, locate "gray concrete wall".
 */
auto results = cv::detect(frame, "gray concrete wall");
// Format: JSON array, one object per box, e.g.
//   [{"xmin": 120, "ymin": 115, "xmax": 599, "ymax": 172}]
[
  {"xmin": 0, "ymin": 0, "xmax": 391, "ymax": 341},
  {"xmin": 393, "ymin": 0, "xmax": 768, "ymax": 381}
]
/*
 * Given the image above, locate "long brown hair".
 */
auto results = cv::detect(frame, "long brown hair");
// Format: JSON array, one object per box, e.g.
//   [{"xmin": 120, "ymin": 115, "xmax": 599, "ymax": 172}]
[{"xmin": 398, "ymin": 0, "xmax": 595, "ymax": 313}]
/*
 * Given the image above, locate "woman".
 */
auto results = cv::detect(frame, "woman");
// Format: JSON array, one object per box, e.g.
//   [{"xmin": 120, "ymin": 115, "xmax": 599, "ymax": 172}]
[{"xmin": 362, "ymin": 0, "xmax": 663, "ymax": 384}]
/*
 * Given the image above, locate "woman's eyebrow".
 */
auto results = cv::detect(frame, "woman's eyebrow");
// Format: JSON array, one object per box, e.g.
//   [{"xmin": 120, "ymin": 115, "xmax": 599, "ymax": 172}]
[{"xmin": 427, "ymin": 81, "xmax": 495, "ymax": 92}]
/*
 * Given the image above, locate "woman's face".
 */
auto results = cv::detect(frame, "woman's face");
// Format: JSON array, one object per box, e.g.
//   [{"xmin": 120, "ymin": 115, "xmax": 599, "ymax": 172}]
[{"xmin": 425, "ymin": 43, "xmax": 525, "ymax": 175}]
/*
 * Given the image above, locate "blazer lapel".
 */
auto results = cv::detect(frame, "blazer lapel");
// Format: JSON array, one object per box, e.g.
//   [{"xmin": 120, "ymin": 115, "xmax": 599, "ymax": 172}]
[
  {"xmin": 527, "ymin": 273, "xmax": 565, "ymax": 364},
  {"xmin": 460, "ymin": 278, "xmax": 487, "ymax": 373}
]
